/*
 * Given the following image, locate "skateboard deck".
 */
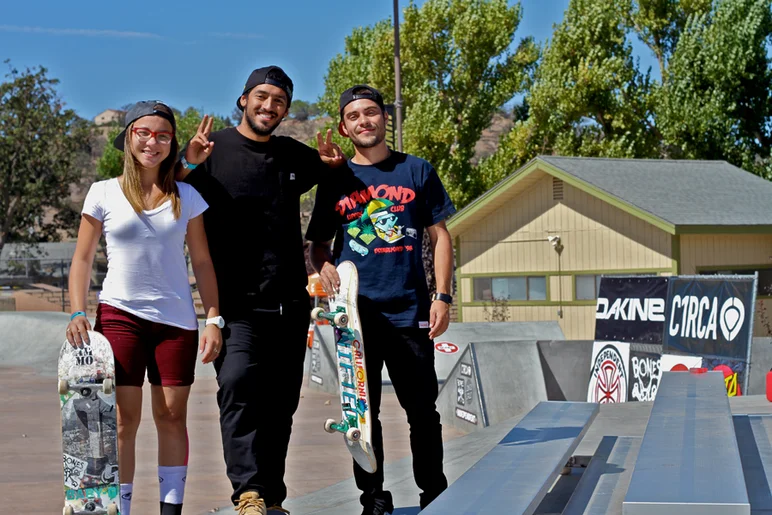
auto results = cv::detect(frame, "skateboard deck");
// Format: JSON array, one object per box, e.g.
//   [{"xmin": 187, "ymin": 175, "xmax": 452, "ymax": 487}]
[
  {"xmin": 311, "ymin": 260, "xmax": 377, "ymax": 473},
  {"xmin": 57, "ymin": 330, "xmax": 120, "ymax": 515}
]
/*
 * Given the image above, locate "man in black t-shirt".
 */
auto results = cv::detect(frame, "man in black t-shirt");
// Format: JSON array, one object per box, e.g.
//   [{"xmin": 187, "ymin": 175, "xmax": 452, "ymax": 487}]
[
  {"xmin": 307, "ymin": 85, "xmax": 456, "ymax": 515},
  {"xmin": 177, "ymin": 65, "xmax": 344, "ymax": 515}
]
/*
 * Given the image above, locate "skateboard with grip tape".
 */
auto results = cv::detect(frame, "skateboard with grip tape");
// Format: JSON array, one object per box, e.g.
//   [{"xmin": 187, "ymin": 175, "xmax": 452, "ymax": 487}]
[{"xmin": 311, "ymin": 260, "xmax": 377, "ymax": 473}]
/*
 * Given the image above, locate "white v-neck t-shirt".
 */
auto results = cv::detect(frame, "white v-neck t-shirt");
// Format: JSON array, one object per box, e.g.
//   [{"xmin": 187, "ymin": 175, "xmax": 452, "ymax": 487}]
[{"xmin": 81, "ymin": 178, "xmax": 208, "ymax": 330}]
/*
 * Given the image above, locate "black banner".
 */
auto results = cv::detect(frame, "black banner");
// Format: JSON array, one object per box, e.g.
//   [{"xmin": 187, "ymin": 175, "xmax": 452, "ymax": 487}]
[
  {"xmin": 663, "ymin": 276, "xmax": 755, "ymax": 359},
  {"xmin": 595, "ymin": 276, "xmax": 669, "ymax": 344},
  {"xmin": 627, "ymin": 350, "xmax": 661, "ymax": 402}
]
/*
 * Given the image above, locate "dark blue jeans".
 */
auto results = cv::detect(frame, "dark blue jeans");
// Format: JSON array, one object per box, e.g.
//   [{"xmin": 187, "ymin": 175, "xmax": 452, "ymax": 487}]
[
  {"xmin": 214, "ymin": 298, "xmax": 310, "ymax": 507},
  {"xmin": 354, "ymin": 303, "xmax": 448, "ymax": 510}
]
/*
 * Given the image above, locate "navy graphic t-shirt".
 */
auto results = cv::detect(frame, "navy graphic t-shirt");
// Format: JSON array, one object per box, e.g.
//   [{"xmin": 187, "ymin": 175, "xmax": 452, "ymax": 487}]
[{"xmin": 305, "ymin": 151, "xmax": 456, "ymax": 328}]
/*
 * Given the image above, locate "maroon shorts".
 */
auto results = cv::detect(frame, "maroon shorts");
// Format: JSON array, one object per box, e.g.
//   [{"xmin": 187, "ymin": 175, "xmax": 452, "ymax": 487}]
[{"xmin": 94, "ymin": 303, "xmax": 198, "ymax": 387}]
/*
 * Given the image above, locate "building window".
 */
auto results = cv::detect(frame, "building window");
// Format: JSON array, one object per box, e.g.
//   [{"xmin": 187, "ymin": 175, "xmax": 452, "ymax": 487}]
[
  {"xmin": 473, "ymin": 276, "xmax": 547, "ymax": 301},
  {"xmin": 575, "ymin": 273, "xmax": 655, "ymax": 300},
  {"xmin": 699, "ymin": 268, "xmax": 772, "ymax": 297},
  {"xmin": 576, "ymin": 275, "xmax": 602, "ymax": 300}
]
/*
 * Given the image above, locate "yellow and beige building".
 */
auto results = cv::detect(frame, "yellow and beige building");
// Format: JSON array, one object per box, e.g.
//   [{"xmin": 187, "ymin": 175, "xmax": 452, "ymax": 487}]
[{"xmin": 448, "ymin": 156, "xmax": 772, "ymax": 339}]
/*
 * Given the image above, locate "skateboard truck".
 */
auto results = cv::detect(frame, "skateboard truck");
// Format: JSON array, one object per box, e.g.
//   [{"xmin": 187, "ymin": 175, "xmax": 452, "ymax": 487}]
[
  {"xmin": 59, "ymin": 378, "xmax": 114, "ymax": 396},
  {"xmin": 63, "ymin": 503, "xmax": 118, "ymax": 515},
  {"xmin": 324, "ymin": 414, "xmax": 361, "ymax": 442},
  {"xmin": 311, "ymin": 307, "xmax": 349, "ymax": 327}
]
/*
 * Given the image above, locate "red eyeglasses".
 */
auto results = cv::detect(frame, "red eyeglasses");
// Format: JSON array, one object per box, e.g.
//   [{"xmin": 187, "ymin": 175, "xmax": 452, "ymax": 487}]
[{"xmin": 131, "ymin": 127, "xmax": 174, "ymax": 145}]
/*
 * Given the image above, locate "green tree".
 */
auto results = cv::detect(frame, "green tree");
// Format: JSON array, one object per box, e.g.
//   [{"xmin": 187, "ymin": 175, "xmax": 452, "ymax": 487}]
[
  {"xmin": 319, "ymin": 0, "xmax": 539, "ymax": 207},
  {"xmin": 96, "ymin": 107, "xmax": 231, "ymax": 179},
  {"xmin": 482, "ymin": 0, "xmax": 772, "ymax": 183},
  {"xmin": 289, "ymin": 100, "xmax": 321, "ymax": 121},
  {"xmin": 656, "ymin": 0, "xmax": 772, "ymax": 176},
  {"xmin": 0, "ymin": 61, "xmax": 92, "ymax": 257}
]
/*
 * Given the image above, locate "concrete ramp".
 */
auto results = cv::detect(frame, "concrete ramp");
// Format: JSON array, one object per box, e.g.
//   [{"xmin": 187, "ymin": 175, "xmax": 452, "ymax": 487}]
[
  {"xmin": 0, "ymin": 311, "xmax": 217, "ymax": 379},
  {"xmin": 304, "ymin": 321, "xmax": 565, "ymax": 395},
  {"xmin": 305, "ymin": 323, "xmax": 338, "ymax": 395},
  {"xmin": 0, "ymin": 312, "xmax": 72, "ymax": 375},
  {"xmin": 421, "ymin": 322, "xmax": 565, "ymax": 387},
  {"xmin": 437, "ymin": 341, "xmax": 548, "ymax": 434},
  {"xmin": 538, "ymin": 340, "xmax": 594, "ymax": 401},
  {"xmin": 437, "ymin": 340, "xmax": 596, "ymax": 435}
]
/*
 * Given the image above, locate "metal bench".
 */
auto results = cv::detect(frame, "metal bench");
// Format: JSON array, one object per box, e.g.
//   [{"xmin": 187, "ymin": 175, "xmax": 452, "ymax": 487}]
[
  {"xmin": 734, "ymin": 414, "xmax": 772, "ymax": 513},
  {"xmin": 623, "ymin": 370, "xmax": 750, "ymax": 515},
  {"xmin": 421, "ymin": 400, "xmax": 598, "ymax": 514},
  {"xmin": 563, "ymin": 436, "xmax": 642, "ymax": 515}
]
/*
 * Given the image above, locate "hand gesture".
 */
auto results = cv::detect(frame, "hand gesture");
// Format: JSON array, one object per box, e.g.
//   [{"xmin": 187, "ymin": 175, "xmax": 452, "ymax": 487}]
[
  {"xmin": 185, "ymin": 115, "xmax": 215, "ymax": 165},
  {"xmin": 199, "ymin": 324, "xmax": 222, "ymax": 365},
  {"xmin": 316, "ymin": 129, "xmax": 346, "ymax": 168},
  {"xmin": 66, "ymin": 315, "xmax": 92, "ymax": 348}
]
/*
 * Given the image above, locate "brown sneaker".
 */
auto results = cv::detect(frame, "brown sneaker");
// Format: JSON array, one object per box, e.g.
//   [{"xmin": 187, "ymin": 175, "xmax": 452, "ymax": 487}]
[
  {"xmin": 236, "ymin": 491, "xmax": 267, "ymax": 515},
  {"xmin": 267, "ymin": 506, "xmax": 290, "ymax": 514}
]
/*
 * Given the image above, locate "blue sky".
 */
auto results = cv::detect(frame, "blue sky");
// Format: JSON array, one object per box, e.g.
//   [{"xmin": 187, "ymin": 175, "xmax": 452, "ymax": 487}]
[{"xmin": 1, "ymin": 0, "xmax": 658, "ymax": 121}]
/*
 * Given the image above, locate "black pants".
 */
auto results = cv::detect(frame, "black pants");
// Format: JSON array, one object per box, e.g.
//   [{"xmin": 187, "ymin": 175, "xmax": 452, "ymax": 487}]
[
  {"xmin": 354, "ymin": 304, "xmax": 448, "ymax": 510},
  {"xmin": 214, "ymin": 298, "xmax": 310, "ymax": 507}
]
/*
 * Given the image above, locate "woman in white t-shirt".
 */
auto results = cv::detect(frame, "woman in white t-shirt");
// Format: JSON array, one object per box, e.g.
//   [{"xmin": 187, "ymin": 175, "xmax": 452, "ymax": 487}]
[{"xmin": 65, "ymin": 101, "xmax": 220, "ymax": 515}]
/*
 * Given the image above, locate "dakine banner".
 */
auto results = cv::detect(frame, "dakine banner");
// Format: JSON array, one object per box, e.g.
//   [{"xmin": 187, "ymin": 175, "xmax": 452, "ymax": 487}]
[
  {"xmin": 595, "ymin": 276, "xmax": 670, "ymax": 344},
  {"xmin": 663, "ymin": 275, "xmax": 755, "ymax": 359}
]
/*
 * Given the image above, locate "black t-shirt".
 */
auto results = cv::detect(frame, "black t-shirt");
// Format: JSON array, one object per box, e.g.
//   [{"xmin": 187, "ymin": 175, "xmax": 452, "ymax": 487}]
[
  {"xmin": 305, "ymin": 151, "xmax": 456, "ymax": 327},
  {"xmin": 183, "ymin": 127, "xmax": 327, "ymax": 306}
]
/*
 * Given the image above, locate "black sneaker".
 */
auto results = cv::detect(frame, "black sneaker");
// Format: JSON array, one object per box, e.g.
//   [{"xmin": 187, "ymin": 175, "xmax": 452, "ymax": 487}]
[{"xmin": 361, "ymin": 497, "xmax": 394, "ymax": 515}]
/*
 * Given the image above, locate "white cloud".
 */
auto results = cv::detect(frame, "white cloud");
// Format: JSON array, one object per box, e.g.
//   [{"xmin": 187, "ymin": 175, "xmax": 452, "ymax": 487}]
[{"xmin": 0, "ymin": 25, "xmax": 162, "ymax": 39}]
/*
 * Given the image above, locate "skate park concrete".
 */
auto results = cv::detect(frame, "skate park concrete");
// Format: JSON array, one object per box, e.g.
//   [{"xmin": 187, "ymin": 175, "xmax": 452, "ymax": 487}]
[
  {"xmin": 4, "ymin": 311, "xmax": 772, "ymax": 515},
  {"xmin": 305, "ymin": 321, "xmax": 566, "ymax": 396}
]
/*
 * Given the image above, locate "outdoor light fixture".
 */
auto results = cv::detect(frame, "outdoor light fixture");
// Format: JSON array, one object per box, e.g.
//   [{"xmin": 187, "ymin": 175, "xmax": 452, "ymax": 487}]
[{"xmin": 548, "ymin": 235, "xmax": 564, "ymax": 318}]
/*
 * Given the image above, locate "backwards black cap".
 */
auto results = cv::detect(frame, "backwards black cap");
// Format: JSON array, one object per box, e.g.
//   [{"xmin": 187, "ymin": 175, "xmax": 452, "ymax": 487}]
[
  {"xmin": 237, "ymin": 65, "xmax": 294, "ymax": 111},
  {"xmin": 113, "ymin": 100, "xmax": 176, "ymax": 151},
  {"xmin": 339, "ymin": 84, "xmax": 385, "ymax": 118}
]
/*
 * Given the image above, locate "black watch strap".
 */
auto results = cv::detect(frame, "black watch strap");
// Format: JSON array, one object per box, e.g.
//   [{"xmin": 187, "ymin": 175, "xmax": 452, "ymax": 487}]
[{"xmin": 432, "ymin": 292, "xmax": 453, "ymax": 304}]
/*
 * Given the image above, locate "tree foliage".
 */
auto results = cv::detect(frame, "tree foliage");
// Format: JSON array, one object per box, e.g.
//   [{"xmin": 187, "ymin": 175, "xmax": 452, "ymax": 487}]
[
  {"xmin": 319, "ymin": 0, "xmax": 539, "ymax": 207},
  {"xmin": 481, "ymin": 0, "xmax": 772, "ymax": 183},
  {"xmin": 0, "ymin": 61, "xmax": 92, "ymax": 257}
]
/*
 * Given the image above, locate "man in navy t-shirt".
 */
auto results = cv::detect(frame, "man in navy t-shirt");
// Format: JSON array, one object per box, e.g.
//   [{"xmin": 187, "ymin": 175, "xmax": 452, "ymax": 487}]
[{"xmin": 306, "ymin": 85, "xmax": 456, "ymax": 515}]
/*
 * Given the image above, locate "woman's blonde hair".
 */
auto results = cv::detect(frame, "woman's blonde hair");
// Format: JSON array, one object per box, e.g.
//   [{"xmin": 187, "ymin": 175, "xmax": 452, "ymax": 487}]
[{"xmin": 121, "ymin": 120, "xmax": 181, "ymax": 219}]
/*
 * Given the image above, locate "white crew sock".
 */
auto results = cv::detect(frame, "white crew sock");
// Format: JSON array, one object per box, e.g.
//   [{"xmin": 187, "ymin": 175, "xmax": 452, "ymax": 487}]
[
  {"xmin": 119, "ymin": 483, "xmax": 133, "ymax": 515},
  {"xmin": 158, "ymin": 465, "xmax": 187, "ymax": 505}
]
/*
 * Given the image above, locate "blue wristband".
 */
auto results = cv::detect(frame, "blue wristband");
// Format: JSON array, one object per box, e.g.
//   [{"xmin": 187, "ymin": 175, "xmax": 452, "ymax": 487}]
[
  {"xmin": 70, "ymin": 311, "xmax": 87, "ymax": 321},
  {"xmin": 181, "ymin": 156, "xmax": 197, "ymax": 170}
]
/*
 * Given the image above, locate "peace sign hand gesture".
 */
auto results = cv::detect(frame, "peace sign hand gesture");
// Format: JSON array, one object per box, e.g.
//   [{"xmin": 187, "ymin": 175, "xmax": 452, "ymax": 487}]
[
  {"xmin": 316, "ymin": 129, "xmax": 346, "ymax": 168},
  {"xmin": 185, "ymin": 114, "xmax": 215, "ymax": 166}
]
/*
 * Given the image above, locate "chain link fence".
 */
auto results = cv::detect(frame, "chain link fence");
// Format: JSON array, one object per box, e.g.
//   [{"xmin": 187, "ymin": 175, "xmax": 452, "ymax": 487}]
[{"xmin": 0, "ymin": 255, "xmax": 107, "ymax": 312}]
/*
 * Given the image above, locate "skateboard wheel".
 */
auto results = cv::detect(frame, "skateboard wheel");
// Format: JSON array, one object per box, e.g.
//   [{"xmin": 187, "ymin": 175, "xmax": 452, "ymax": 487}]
[
  {"xmin": 58, "ymin": 379, "xmax": 69, "ymax": 395},
  {"xmin": 107, "ymin": 503, "xmax": 118, "ymax": 515},
  {"xmin": 324, "ymin": 419, "xmax": 336, "ymax": 433},
  {"xmin": 334, "ymin": 313, "xmax": 349, "ymax": 327},
  {"xmin": 102, "ymin": 378, "xmax": 114, "ymax": 395},
  {"xmin": 63, "ymin": 506, "xmax": 74, "ymax": 515},
  {"xmin": 346, "ymin": 427, "xmax": 361, "ymax": 442},
  {"xmin": 311, "ymin": 307, "xmax": 325, "ymax": 321}
]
